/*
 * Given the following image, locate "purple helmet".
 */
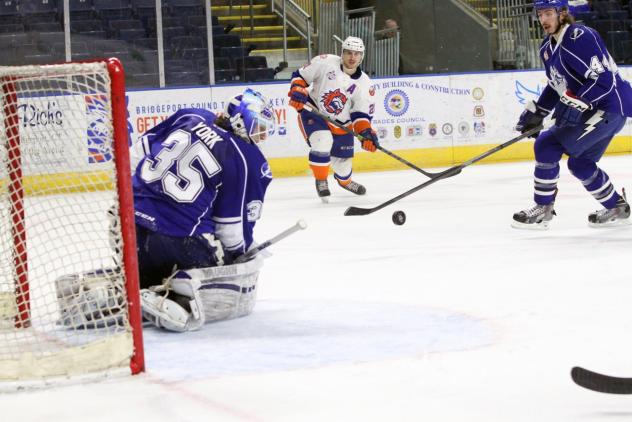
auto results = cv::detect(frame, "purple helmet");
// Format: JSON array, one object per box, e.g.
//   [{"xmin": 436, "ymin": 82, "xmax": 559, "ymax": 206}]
[{"xmin": 533, "ymin": 0, "xmax": 568, "ymax": 11}]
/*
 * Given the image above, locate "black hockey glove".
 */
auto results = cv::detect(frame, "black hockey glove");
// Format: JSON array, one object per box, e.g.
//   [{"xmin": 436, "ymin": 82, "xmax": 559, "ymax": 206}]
[{"xmin": 515, "ymin": 100, "xmax": 549, "ymax": 138}]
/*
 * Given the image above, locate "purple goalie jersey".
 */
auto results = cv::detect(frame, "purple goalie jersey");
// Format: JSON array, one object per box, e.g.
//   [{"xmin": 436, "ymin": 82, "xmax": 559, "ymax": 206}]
[
  {"xmin": 132, "ymin": 108, "xmax": 272, "ymax": 254},
  {"xmin": 536, "ymin": 24, "xmax": 632, "ymax": 117}
]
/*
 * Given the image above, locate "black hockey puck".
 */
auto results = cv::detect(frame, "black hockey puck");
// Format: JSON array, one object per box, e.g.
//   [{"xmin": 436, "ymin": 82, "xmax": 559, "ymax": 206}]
[{"xmin": 392, "ymin": 210, "xmax": 406, "ymax": 225}]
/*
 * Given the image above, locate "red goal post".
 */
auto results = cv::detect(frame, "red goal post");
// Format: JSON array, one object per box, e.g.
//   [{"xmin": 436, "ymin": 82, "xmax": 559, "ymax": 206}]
[{"xmin": 0, "ymin": 58, "xmax": 144, "ymax": 388}]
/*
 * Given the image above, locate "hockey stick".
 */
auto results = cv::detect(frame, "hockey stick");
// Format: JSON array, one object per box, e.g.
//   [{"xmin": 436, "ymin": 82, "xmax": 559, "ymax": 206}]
[
  {"xmin": 234, "ymin": 219, "xmax": 308, "ymax": 263},
  {"xmin": 344, "ymin": 125, "xmax": 544, "ymax": 216},
  {"xmin": 571, "ymin": 366, "xmax": 632, "ymax": 394},
  {"xmin": 302, "ymin": 104, "xmax": 446, "ymax": 178}
]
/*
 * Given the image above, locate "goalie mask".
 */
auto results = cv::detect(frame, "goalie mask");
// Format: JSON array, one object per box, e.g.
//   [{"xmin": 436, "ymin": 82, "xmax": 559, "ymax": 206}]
[{"xmin": 225, "ymin": 88, "xmax": 276, "ymax": 143}]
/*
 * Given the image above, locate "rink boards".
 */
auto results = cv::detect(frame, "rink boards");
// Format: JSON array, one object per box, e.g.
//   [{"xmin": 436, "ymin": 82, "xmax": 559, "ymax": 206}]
[
  {"xmin": 126, "ymin": 66, "xmax": 632, "ymax": 177},
  {"xmin": 7, "ymin": 67, "xmax": 632, "ymax": 191}
]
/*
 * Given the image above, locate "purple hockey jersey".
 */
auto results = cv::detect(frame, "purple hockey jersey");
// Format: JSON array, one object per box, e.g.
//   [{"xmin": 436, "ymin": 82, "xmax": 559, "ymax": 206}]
[
  {"xmin": 535, "ymin": 23, "xmax": 632, "ymax": 117},
  {"xmin": 132, "ymin": 108, "xmax": 272, "ymax": 254}
]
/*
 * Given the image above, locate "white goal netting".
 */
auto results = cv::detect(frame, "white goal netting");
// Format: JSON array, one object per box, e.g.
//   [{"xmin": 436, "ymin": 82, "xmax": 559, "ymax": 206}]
[{"xmin": 0, "ymin": 61, "xmax": 143, "ymax": 389}]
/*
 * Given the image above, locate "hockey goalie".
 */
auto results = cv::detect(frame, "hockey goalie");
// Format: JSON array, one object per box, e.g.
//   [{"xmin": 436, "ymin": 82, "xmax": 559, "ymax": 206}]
[{"xmin": 56, "ymin": 88, "xmax": 276, "ymax": 332}]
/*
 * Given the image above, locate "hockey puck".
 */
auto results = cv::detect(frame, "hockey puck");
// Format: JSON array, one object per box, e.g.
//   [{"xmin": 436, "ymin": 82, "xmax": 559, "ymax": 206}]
[{"xmin": 392, "ymin": 210, "xmax": 406, "ymax": 225}]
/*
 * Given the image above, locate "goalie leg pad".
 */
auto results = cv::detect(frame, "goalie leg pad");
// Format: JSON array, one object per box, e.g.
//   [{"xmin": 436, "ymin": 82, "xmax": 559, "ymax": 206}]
[
  {"xmin": 55, "ymin": 268, "xmax": 126, "ymax": 329},
  {"xmin": 179, "ymin": 257, "xmax": 264, "ymax": 323}
]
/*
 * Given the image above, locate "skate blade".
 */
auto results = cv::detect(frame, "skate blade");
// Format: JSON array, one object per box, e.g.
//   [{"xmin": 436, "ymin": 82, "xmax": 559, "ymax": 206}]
[
  {"xmin": 588, "ymin": 217, "xmax": 632, "ymax": 229},
  {"xmin": 319, "ymin": 196, "xmax": 330, "ymax": 204},
  {"xmin": 510, "ymin": 220, "xmax": 551, "ymax": 230}
]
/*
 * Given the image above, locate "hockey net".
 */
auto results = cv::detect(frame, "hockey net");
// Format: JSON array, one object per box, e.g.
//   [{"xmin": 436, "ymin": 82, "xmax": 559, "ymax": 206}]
[{"xmin": 0, "ymin": 59, "xmax": 144, "ymax": 389}]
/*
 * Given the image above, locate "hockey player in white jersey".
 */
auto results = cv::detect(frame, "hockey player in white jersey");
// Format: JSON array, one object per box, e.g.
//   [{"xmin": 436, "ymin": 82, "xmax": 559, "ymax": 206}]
[{"xmin": 288, "ymin": 36, "xmax": 378, "ymax": 202}]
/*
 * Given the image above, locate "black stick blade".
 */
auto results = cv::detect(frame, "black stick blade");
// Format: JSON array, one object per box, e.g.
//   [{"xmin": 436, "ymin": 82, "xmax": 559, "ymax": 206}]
[
  {"xmin": 571, "ymin": 366, "xmax": 632, "ymax": 394},
  {"xmin": 344, "ymin": 206, "xmax": 373, "ymax": 216}
]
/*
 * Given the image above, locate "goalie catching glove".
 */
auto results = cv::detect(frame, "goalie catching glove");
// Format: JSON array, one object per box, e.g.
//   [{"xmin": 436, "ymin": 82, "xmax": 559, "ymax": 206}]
[
  {"xmin": 515, "ymin": 100, "xmax": 550, "ymax": 138},
  {"xmin": 554, "ymin": 90, "xmax": 592, "ymax": 127}
]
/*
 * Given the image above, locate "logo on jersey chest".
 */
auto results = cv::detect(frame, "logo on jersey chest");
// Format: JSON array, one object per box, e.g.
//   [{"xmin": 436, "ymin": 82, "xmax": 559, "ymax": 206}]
[
  {"xmin": 321, "ymin": 88, "xmax": 348, "ymax": 115},
  {"xmin": 549, "ymin": 66, "xmax": 567, "ymax": 95}
]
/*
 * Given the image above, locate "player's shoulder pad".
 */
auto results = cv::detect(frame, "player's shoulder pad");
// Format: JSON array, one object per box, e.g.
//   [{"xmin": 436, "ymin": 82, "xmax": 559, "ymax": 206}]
[
  {"xmin": 313, "ymin": 54, "xmax": 341, "ymax": 65},
  {"xmin": 563, "ymin": 24, "xmax": 594, "ymax": 46}
]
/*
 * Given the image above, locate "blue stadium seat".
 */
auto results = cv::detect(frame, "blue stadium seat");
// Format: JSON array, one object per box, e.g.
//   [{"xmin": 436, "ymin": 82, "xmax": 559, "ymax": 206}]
[
  {"xmin": 213, "ymin": 69, "xmax": 236, "ymax": 83},
  {"xmin": 93, "ymin": 38, "xmax": 128, "ymax": 53},
  {"xmin": 574, "ymin": 11, "xmax": 599, "ymax": 25},
  {"xmin": 165, "ymin": 0, "xmax": 203, "ymax": 17},
  {"xmin": 93, "ymin": 0, "xmax": 133, "ymax": 20},
  {"xmin": 243, "ymin": 68, "xmax": 275, "ymax": 82},
  {"xmin": 605, "ymin": 10, "xmax": 628, "ymax": 21},
  {"xmin": 218, "ymin": 46, "xmax": 248, "ymax": 68},
  {"xmin": 21, "ymin": 0, "xmax": 58, "ymax": 24},
  {"xmin": 606, "ymin": 30, "xmax": 631, "ymax": 63},
  {"xmin": 593, "ymin": 18, "xmax": 624, "ymax": 36},
  {"xmin": 133, "ymin": 37, "xmax": 157, "ymax": 50},
  {"xmin": 34, "ymin": 31, "xmax": 66, "ymax": 45},
  {"xmin": 129, "ymin": 72, "xmax": 159, "ymax": 88},
  {"xmin": 27, "ymin": 22, "xmax": 62, "ymax": 32},
  {"xmin": 235, "ymin": 56, "xmax": 268, "ymax": 73},
  {"xmin": 70, "ymin": 19, "xmax": 105, "ymax": 33},
  {"xmin": 66, "ymin": 0, "xmax": 95, "ymax": 20},
  {"xmin": 166, "ymin": 71, "xmax": 202, "ymax": 86},
  {"xmin": 162, "ymin": 26, "xmax": 186, "ymax": 39},
  {"xmin": 23, "ymin": 53, "xmax": 55, "ymax": 65},
  {"xmin": 181, "ymin": 47, "xmax": 208, "ymax": 60},
  {"xmin": 0, "ymin": 23, "xmax": 24, "ymax": 33},
  {"xmin": 593, "ymin": 0, "xmax": 621, "ymax": 17},
  {"xmin": 0, "ymin": 32, "xmax": 29, "ymax": 49},
  {"xmin": 0, "ymin": 0, "xmax": 20, "ymax": 24}
]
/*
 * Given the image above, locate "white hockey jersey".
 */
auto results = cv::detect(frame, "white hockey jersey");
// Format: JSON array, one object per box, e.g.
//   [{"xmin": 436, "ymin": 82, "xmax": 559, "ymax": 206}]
[{"xmin": 290, "ymin": 54, "xmax": 375, "ymax": 134}]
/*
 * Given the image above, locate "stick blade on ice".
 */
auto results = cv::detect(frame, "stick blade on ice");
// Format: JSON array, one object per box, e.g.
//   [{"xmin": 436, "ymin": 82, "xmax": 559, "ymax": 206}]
[
  {"xmin": 571, "ymin": 366, "xmax": 632, "ymax": 394},
  {"xmin": 344, "ymin": 206, "xmax": 373, "ymax": 216}
]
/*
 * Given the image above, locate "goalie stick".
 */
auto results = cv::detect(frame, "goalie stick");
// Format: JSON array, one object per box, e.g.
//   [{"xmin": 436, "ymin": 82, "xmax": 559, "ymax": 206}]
[
  {"xmin": 571, "ymin": 366, "xmax": 632, "ymax": 394},
  {"xmin": 234, "ymin": 219, "xmax": 308, "ymax": 263},
  {"xmin": 344, "ymin": 125, "xmax": 544, "ymax": 216},
  {"xmin": 303, "ymin": 104, "xmax": 447, "ymax": 178}
]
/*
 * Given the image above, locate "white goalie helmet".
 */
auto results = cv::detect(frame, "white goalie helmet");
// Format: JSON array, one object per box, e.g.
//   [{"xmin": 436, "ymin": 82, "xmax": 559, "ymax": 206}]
[{"xmin": 341, "ymin": 36, "xmax": 365, "ymax": 53}]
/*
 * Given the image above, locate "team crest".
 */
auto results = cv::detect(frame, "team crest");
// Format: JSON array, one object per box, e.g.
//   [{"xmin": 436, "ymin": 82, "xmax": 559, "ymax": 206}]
[
  {"xmin": 321, "ymin": 89, "xmax": 348, "ymax": 115},
  {"xmin": 570, "ymin": 28, "xmax": 584, "ymax": 40},
  {"xmin": 260, "ymin": 162, "xmax": 272, "ymax": 179}
]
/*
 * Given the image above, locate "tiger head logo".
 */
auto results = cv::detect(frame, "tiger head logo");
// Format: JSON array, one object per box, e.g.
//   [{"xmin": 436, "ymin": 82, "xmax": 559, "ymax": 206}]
[{"xmin": 321, "ymin": 89, "xmax": 348, "ymax": 115}]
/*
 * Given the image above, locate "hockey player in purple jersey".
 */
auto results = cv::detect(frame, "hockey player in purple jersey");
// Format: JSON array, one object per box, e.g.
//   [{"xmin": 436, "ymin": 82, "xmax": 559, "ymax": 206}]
[
  {"xmin": 512, "ymin": 0, "xmax": 632, "ymax": 230},
  {"xmin": 129, "ymin": 89, "xmax": 276, "ymax": 331}
]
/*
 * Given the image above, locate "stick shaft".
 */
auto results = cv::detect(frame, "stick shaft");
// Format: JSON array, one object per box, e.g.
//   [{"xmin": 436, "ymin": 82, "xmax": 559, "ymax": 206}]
[
  {"xmin": 234, "ymin": 220, "xmax": 306, "ymax": 263},
  {"xmin": 303, "ymin": 104, "xmax": 442, "ymax": 177},
  {"xmin": 344, "ymin": 125, "xmax": 543, "ymax": 216}
]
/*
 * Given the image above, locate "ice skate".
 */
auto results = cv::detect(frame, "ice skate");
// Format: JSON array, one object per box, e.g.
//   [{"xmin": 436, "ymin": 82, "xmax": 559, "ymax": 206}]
[
  {"xmin": 588, "ymin": 190, "xmax": 631, "ymax": 228},
  {"xmin": 315, "ymin": 179, "xmax": 330, "ymax": 203},
  {"xmin": 511, "ymin": 204, "xmax": 556, "ymax": 230},
  {"xmin": 337, "ymin": 180, "xmax": 366, "ymax": 196}
]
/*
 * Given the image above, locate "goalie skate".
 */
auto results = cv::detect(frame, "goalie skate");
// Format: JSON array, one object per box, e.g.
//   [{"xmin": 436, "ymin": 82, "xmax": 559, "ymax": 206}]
[
  {"xmin": 338, "ymin": 180, "xmax": 366, "ymax": 195},
  {"xmin": 588, "ymin": 191, "xmax": 631, "ymax": 228},
  {"xmin": 315, "ymin": 179, "xmax": 330, "ymax": 203},
  {"xmin": 511, "ymin": 204, "xmax": 556, "ymax": 230}
]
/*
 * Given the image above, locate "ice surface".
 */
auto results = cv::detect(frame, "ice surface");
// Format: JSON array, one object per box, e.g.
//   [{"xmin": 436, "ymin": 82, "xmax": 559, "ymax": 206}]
[{"xmin": 5, "ymin": 155, "xmax": 632, "ymax": 421}]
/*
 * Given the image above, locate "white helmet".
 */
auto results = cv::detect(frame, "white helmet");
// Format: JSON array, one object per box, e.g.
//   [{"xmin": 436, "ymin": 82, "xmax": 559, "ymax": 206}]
[{"xmin": 341, "ymin": 36, "xmax": 365, "ymax": 53}]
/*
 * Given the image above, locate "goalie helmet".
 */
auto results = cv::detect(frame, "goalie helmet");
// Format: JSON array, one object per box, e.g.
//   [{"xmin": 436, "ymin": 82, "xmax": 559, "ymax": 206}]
[
  {"xmin": 533, "ymin": 0, "xmax": 568, "ymax": 11},
  {"xmin": 225, "ymin": 88, "xmax": 276, "ymax": 143},
  {"xmin": 341, "ymin": 36, "xmax": 365, "ymax": 53}
]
